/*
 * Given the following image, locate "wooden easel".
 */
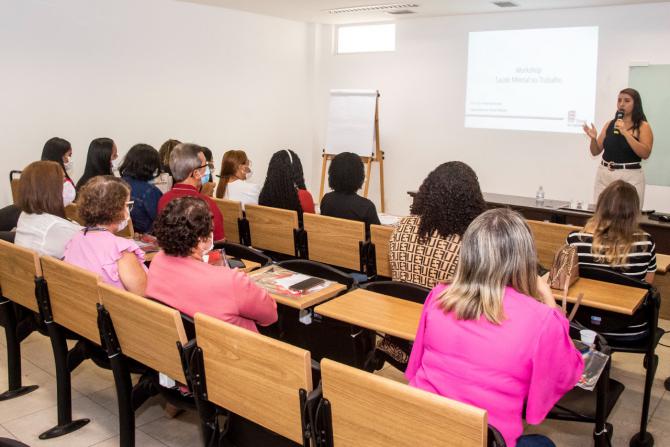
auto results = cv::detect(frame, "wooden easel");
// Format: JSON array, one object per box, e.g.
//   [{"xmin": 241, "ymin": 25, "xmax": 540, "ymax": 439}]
[{"xmin": 318, "ymin": 92, "xmax": 385, "ymax": 212}]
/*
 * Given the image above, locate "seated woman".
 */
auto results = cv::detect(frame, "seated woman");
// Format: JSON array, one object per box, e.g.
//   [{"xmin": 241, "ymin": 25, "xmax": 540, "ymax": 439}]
[
  {"xmin": 567, "ymin": 180, "xmax": 656, "ymax": 340},
  {"xmin": 41, "ymin": 136, "xmax": 76, "ymax": 188},
  {"xmin": 158, "ymin": 139, "xmax": 181, "ymax": 176},
  {"xmin": 215, "ymin": 149, "xmax": 260, "ymax": 206},
  {"xmin": 119, "ymin": 144, "xmax": 163, "ymax": 234},
  {"xmin": 390, "ymin": 161, "xmax": 486, "ymax": 288},
  {"xmin": 146, "ymin": 196, "xmax": 277, "ymax": 332},
  {"xmin": 64, "ymin": 176, "xmax": 147, "ymax": 295},
  {"xmin": 14, "ymin": 161, "xmax": 81, "ymax": 258},
  {"xmin": 76, "ymin": 137, "xmax": 118, "ymax": 190},
  {"xmin": 407, "ymin": 208, "xmax": 583, "ymax": 447},
  {"xmin": 259, "ymin": 149, "xmax": 315, "ymax": 216},
  {"xmin": 320, "ymin": 152, "xmax": 380, "ymax": 229}
]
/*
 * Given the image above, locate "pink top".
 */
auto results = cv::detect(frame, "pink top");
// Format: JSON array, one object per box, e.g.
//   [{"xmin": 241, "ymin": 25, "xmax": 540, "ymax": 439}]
[
  {"xmin": 145, "ymin": 252, "xmax": 277, "ymax": 332},
  {"xmin": 64, "ymin": 229, "xmax": 147, "ymax": 289},
  {"xmin": 406, "ymin": 284, "xmax": 584, "ymax": 447}
]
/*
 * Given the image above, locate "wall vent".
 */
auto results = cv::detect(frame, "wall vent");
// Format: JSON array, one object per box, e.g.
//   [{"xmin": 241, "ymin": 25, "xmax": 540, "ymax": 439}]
[
  {"xmin": 387, "ymin": 9, "xmax": 416, "ymax": 15},
  {"xmin": 492, "ymin": 1, "xmax": 519, "ymax": 7},
  {"xmin": 327, "ymin": 3, "xmax": 419, "ymax": 14}
]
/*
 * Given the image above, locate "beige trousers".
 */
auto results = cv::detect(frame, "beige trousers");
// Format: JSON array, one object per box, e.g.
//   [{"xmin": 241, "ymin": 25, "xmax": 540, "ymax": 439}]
[{"xmin": 593, "ymin": 163, "xmax": 645, "ymax": 205}]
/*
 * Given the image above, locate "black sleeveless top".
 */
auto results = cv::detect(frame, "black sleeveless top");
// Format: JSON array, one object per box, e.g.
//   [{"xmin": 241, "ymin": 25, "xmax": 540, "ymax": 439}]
[{"xmin": 602, "ymin": 120, "xmax": 641, "ymax": 163}]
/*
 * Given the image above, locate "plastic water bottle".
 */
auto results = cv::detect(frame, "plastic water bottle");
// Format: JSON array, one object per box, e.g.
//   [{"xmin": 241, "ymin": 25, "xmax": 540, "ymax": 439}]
[{"xmin": 536, "ymin": 186, "xmax": 545, "ymax": 205}]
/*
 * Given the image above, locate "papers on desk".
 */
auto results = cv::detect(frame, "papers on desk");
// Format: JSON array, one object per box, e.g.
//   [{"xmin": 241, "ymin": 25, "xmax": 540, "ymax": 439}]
[
  {"xmin": 251, "ymin": 266, "xmax": 331, "ymax": 297},
  {"xmin": 134, "ymin": 234, "xmax": 160, "ymax": 253},
  {"xmin": 574, "ymin": 339, "xmax": 609, "ymax": 391}
]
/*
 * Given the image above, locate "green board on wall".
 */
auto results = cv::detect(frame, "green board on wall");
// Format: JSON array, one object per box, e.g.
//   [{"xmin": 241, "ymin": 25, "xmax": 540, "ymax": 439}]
[{"xmin": 629, "ymin": 65, "xmax": 670, "ymax": 187}]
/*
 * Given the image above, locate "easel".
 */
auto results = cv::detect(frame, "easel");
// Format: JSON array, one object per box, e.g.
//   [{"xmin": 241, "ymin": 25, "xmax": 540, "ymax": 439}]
[{"xmin": 318, "ymin": 92, "xmax": 385, "ymax": 212}]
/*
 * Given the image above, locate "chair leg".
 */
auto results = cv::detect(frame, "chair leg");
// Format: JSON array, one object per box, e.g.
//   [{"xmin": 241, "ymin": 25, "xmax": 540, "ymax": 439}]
[
  {"xmin": 664, "ymin": 377, "xmax": 670, "ymax": 392},
  {"xmin": 110, "ymin": 355, "xmax": 135, "ymax": 447},
  {"xmin": 39, "ymin": 323, "xmax": 90, "ymax": 439},
  {"xmin": 629, "ymin": 353, "xmax": 657, "ymax": 447},
  {"xmin": 0, "ymin": 300, "xmax": 38, "ymax": 400}
]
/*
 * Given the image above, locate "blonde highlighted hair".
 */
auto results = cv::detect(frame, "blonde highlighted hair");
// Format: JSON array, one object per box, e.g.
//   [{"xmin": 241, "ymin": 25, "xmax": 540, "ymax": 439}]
[
  {"xmin": 438, "ymin": 208, "xmax": 540, "ymax": 324},
  {"xmin": 584, "ymin": 180, "xmax": 642, "ymax": 265}
]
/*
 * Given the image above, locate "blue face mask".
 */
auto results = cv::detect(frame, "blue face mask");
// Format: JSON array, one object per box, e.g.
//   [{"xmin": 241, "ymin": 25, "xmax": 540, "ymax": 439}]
[{"xmin": 201, "ymin": 166, "xmax": 211, "ymax": 185}]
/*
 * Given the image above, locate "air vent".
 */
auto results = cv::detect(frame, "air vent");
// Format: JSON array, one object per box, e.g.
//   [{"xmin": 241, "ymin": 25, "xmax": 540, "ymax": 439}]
[
  {"xmin": 327, "ymin": 3, "xmax": 419, "ymax": 14},
  {"xmin": 492, "ymin": 1, "xmax": 518, "ymax": 7},
  {"xmin": 387, "ymin": 9, "xmax": 416, "ymax": 15}
]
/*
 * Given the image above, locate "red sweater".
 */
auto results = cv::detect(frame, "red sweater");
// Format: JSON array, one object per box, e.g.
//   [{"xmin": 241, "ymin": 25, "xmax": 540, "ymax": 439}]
[{"xmin": 157, "ymin": 183, "xmax": 225, "ymax": 240}]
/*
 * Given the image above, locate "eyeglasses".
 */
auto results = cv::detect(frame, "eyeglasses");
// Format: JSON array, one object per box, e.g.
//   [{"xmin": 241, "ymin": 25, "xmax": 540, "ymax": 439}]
[{"xmin": 126, "ymin": 201, "xmax": 134, "ymax": 212}]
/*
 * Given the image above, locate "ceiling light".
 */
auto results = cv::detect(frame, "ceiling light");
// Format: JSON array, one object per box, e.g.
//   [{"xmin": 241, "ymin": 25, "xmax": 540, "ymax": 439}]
[{"xmin": 327, "ymin": 3, "xmax": 419, "ymax": 14}]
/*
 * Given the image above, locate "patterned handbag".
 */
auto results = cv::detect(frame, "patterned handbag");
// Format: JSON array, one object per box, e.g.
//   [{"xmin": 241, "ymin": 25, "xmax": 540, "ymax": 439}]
[{"xmin": 547, "ymin": 245, "xmax": 582, "ymax": 320}]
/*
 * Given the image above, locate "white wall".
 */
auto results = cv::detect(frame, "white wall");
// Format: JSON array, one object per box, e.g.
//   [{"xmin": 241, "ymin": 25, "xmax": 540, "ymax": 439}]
[
  {"xmin": 0, "ymin": 0, "xmax": 312, "ymax": 206},
  {"xmin": 313, "ymin": 2, "xmax": 670, "ymax": 215}
]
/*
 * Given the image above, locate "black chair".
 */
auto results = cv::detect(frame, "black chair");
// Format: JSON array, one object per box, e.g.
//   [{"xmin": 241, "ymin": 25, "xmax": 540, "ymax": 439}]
[
  {"xmin": 213, "ymin": 241, "xmax": 272, "ymax": 268},
  {"xmin": 570, "ymin": 266, "xmax": 661, "ymax": 447},
  {"xmin": 274, "ymin": 260, "xmax": 370, "ymax": 367},
  {"xmin": 487, "ymin": 426, "xmax": 507, "ymax": 447},
  {"xmin": 0, "ymin": 438, "xmax": 30, "ymax": 447},
  {"xmin": 361, "ymin": 281, "xmax": 430, "ymax": 372}
]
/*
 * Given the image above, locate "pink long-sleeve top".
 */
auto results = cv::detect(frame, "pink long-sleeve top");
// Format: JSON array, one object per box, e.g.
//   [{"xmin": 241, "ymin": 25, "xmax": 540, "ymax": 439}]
[
  {"xmin": 406, "ymin": 284, "xmax": 584, "ymax": 447},
  {"xmin": 146, "ymin": 252, "xmax": 277, "ymax": 332}
]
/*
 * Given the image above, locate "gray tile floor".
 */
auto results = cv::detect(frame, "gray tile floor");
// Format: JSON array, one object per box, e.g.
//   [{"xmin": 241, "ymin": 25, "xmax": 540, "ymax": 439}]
[{"xmin": 1, "ymin": 320, "xmax": 669, "ymax": 446}]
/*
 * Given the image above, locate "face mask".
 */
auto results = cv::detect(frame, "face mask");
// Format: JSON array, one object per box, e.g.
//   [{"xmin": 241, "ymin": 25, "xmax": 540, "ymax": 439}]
[
  {"xmin": 201, "ymin": 234, "xmax": 214, "ymax": 262},
  {"xmin": 201, "ymin": 166, "xmax": 211, "ymax": 185},
  {"xmin": 63, "ymin": 159, "xmax": 73, "ymax": 172},
  {"xmin": 117, "ymin": 217, "xmax": 129, "ymax": 232},
  {"xmin": 62, "ymin": 181, "xmax": 76, "ymax": 207},
  {"xmin": 111, "ymin": 157, "xmax": 121, "ymax": 170},
  {"xmin": 244, "ymin": 168, "xmax": 252, "ymax": 181}
]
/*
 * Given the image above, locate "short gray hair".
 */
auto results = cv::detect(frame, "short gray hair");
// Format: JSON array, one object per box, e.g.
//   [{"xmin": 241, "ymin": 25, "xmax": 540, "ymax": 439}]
[{"xmin": 170, "ymin": 143, "xmax": 203, "ymax": 182}]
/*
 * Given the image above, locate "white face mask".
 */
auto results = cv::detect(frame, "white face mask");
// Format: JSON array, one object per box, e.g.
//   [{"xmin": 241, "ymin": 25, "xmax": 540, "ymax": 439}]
[
  {"xmin": 244, "ymin": 169, "xmax": 252, "ymax": 181},
  {"xmin": 117, "ymin": 217, "xmax": 129, "ymax": 232},
  {"xmin": 63, "ymin": 159, "xmax": 73, "ymax": 172},
  {"xmin": 62, "ymin": 181, "xmax": 76, "ymax": 207},
  {"xmin": 200, "ymin": 234, "xmax": 215, "ymax": 262},
  {"xmin": 111, "ymin": 157, "xmax": 121, "ymax": 170}
]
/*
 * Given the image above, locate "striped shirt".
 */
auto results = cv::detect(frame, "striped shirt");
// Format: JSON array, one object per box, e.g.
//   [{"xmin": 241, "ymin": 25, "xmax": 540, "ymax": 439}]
[{"xmin": 566, "ymin": 231, "xmax": 656, "ymax": 281}]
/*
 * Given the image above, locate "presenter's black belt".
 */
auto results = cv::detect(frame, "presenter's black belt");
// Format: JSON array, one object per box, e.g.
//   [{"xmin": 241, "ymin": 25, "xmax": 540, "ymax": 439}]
[{"xmin": 601, "ymin": 160, "xmax": 641, "ymax": 170}]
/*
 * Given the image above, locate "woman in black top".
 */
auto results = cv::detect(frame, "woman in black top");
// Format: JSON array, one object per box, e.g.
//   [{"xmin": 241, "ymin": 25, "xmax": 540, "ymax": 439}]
[
  {"xmin": 583, "ymin": 88, "xmax": 653, "ymax": 204},
  {"xmin": 320, "ymin": 152, "xmax": 380, "ymax": 230},
  {"xmin": 76, "ymin": 138, "xmax": 118, "ymax": 190}
]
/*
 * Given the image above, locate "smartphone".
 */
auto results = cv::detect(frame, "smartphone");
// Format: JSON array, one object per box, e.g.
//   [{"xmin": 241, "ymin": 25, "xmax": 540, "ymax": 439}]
[{"xmin": 288, "ymin": 277, "xmax": 325, "ymax": 292}]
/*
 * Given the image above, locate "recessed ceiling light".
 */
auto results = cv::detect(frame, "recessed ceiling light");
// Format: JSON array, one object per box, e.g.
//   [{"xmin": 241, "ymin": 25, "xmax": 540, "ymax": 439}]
[{"xmin": 327, "ymin": 3, "xmax": 419, "ymax": 14}]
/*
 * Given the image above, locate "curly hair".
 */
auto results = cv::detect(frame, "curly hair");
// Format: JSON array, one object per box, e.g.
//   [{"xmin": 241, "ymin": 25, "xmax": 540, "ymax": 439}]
[
  {"xmin": 259, "ymin": 150, "xmax": 303, "ymax": 214},
  {"xmin": 77, "ymin": 176, "xmax": 130, "ymax": 227},
  {"xmin": 153, "ymin": 196, "xmax": 213, "ymax": 257},
  {"xmin": 411, "ymin": 161, "xmax": 487, "ymax": 240},
  {"xmin": 328, "ymin": 152, "xmax": 364, "ymax": 194}
]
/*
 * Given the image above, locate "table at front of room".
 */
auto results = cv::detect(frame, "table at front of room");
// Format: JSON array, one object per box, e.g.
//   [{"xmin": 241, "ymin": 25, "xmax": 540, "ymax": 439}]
[{"xmin": 315, "ymin": 280, "xmax": 648, "ymax": 447}]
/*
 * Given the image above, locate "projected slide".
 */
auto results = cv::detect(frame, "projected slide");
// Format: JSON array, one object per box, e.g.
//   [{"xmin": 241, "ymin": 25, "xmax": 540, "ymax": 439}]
[{"xmin": 464, "ymin": 26, "xmax": 598, "ymax": 134}]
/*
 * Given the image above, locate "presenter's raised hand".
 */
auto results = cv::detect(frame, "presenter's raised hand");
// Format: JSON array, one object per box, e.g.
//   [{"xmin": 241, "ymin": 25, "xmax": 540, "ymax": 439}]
[{"xmin": 582, "ymin": 122, "xmax": 597, "ymax": 140}]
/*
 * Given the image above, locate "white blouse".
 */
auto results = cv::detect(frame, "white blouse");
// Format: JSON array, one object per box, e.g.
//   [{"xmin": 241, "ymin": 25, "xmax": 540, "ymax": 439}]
[
  {"xmin": 224, "ymin": 179, "xmax": 261, "ymax": 207},
  {"xmin": 14, "ymin": 212, "xmax": 82, "ymax": 259}
]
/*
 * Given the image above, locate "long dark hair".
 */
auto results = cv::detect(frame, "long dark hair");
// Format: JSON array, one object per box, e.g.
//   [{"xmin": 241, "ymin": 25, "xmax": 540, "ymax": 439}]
[
  {"xmin": 76, "ymin": 138, "xmax": 114, "ymax": 190},
  {"xmin": 411, "ymin": 161, "xmax": 487, "ymax": 241},
  {"xmin": 620, "ymin": 88, "xmax": 647, "ymax": 132},
  {"xmin": 259, "ymin": 150, "xmax": 303, "ymax": 215},
  {"xmin": 41, "ymin": 137, "xmax": 73, "ymax": 183}
]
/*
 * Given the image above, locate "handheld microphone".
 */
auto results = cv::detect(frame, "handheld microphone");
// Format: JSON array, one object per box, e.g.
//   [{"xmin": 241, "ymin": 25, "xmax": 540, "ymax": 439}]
[{"xmin": 613, "ymin": 110, "xmax": 624, "ymax": 135}]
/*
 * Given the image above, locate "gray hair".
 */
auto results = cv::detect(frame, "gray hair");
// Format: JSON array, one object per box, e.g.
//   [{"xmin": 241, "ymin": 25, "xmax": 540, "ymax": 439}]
[
  {"xmin": 169, "ymin": 143, "xmax": 203, "ymax": 182},
  {"xmin": 438, "ymin": 208, "xmax": 540, "ymax": 324}
]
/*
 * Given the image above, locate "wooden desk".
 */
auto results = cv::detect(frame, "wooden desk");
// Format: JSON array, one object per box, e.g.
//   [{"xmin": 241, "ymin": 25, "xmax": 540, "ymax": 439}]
[
  {"xmin": 315, "ymin": 289, "xmax": 422, "ymax": 341},
  {"xmin": 549, "ymin": 277, "xmax": 647, "ymax": 316},
  {"xmin": 250, "ymin": 266, "xmax": 346, "ymax": 310},
  {"xmin": 656, "ymin": 254, "xmax": 670, "ymax": 274}
]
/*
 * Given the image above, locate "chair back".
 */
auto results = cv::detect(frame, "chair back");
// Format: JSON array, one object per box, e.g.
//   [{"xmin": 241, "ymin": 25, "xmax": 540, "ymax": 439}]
[
  {"xmin": 0, "ymin": 240, "xmax": 40, "ymax": 312},
  {"xmin": 212, "ymin": 198, "xmax": 243, "ymax": 244},
  {"xmin": 98, "ymin": 283, "xmax": 188, "ymax": 383},
  {"xmin": 278, "ymin": 259, "xmax": 355, "ymax": 288},
  {"xmin": 526, "ymin": 220, "xmax": 580, "ymax": 268},
  {"xmin": 362, "ymin": 280, "xmax": 430, "ymax": 305},
  {"xmin": 64, "ymin": 203, "xmax": 84, "ymax": 226},
  {"xmin": 40, "ymin": 256, "xmax": 101, "ymax": 343},
  {"xmin": 303, "ymin": 213, "xmax": 366, "ymax": 271},
  {"xmin": 320, "ymin": 358, "xmax": 487, "ymax": 447},
  {"xmin": 370, "ymin": 225, "xmax": 393, "ymax": 278},
  {"xmin": 245, "ymin": 204, "xmax": 299, "ymax": 256},
  {"xmin": 195, "ymin": 313, "xmax": 312, "ymax": 443},
  {"xmin": 9, "ymin": 171, "xmax": 21, "ymax": 205}
]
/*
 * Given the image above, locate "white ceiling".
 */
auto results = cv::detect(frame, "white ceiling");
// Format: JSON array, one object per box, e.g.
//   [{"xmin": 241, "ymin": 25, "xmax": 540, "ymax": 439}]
[{"xmin": 176, "ymin": 0, "xmax": 668, "ymax": 24}]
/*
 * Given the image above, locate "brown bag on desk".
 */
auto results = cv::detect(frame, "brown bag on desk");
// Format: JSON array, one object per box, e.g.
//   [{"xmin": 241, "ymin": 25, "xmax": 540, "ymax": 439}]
[{"xmin": 548, "ymin": 245, "xmax": 579, "ymax": 290}]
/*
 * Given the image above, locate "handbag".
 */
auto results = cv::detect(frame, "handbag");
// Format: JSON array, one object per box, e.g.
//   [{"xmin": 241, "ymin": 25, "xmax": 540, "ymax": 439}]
[{"xmin": 548, "ymin": 245, "xmax": 583, "ymax": 320}]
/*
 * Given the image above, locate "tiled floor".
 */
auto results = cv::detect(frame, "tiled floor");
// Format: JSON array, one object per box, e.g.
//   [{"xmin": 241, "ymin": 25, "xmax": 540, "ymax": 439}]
[{"xmin": 1, "ymin": 321, "xmax": 669, "ymax": 446}]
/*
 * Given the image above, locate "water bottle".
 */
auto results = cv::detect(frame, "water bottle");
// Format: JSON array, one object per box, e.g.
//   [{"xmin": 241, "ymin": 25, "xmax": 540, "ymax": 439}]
[{"xmin": 535, "ymin": 186, "xmax": 545, "ymax": 205}]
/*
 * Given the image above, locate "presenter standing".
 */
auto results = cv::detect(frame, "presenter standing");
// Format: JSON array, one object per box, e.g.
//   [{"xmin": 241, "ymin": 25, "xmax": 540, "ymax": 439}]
[{"xmin": 583, "ymin": 88, "xmax": 653, "ymax": 204}]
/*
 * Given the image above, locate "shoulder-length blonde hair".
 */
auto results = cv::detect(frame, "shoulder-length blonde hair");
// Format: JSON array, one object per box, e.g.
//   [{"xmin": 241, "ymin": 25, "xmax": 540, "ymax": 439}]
[
  {"xmin": 215, "ymin": 150, "xmax": 249, "ymax": 199},
  {"xmin": 438, "ymin": 208, "xmax": 540, "ymax": 324},
  {"xmin": 584, "ymin": 180, "xmax": 641, "ymax": 265}
]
